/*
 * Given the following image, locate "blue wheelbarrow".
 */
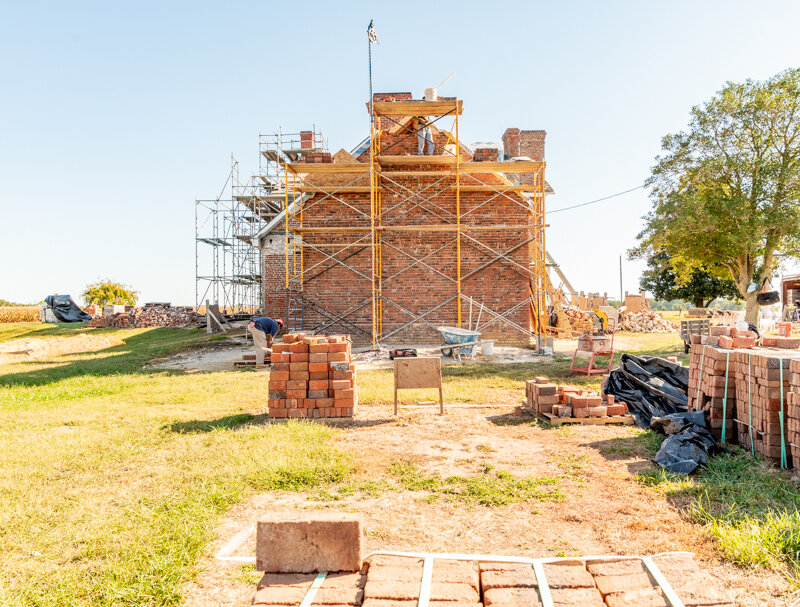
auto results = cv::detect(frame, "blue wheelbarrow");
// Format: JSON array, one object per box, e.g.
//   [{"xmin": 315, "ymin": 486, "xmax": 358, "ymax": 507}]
[{"xmin": 435, "ymin": 326, "xmax": 481, "ymax": 361}]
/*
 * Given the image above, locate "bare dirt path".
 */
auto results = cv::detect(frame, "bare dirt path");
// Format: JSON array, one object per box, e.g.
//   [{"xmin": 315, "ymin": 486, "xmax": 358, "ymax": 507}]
[{"xmin": 182, "ymin": 404, "xmax": 790, "ymax": 607}]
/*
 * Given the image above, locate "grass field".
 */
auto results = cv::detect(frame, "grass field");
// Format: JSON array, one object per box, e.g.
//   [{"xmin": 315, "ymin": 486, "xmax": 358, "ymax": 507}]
[{"xmin": 1, "ymin": 323, "xmax": 799, "ymax": 605}]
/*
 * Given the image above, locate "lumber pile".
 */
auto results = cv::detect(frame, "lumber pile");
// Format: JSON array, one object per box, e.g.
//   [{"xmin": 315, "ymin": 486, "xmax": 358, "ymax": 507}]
[
  {"xmin": 524, "ymin": 376, "xmax": 631, "ymax": 424},
  {"xmin": 88, "ymin": 305, "xmax": 198, "ymax": 328},
  {"xmin": 268, "ymin": 333, "xmax": 357, "ymax": 418},
  {"xmin": 688, "ymin": 326, "xmax": 800, "ymax": 466},
  {"xmin": 618, "ymin": 310, "xmax": 676, "ymax": 333}
]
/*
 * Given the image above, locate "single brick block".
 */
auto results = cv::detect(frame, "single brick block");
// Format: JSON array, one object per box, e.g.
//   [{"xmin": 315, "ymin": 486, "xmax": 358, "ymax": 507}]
[
  {"xmin": 331, "ymin": 379, "xmax": 351, "ymax": 391},
  {"xmin": 270, "ymin": 371, "xmax": 290, "ymax": 381},
  {"xmin": 309, "ymin": 362, "xmax": 328, "ymax": 373},
  {"xmin": 606, "ymin": 404, "xmax": 627, "ymax": 416},
  {"xmin": 309, "ymin": 379, "xmax": 329, "ymax": 390},
  {"xmin": 290, "ymin": 352, "xmax": 309, "ymax": 362},
  {"xmin": 588, "ymin": 405, "xmax": 607, "ymax": 417},
  {"xmin": 289, "ymin": 342, "xmax": 309, "ymax": 353},
  {"xmin": 256, "ymin": 512, "xmax": 362, "ymax": 573},
  {"xmin": 328, "ymin": 343, "xmax": 349, "ymax": 353},
  {"xmin": 328, "ymin": 352, "xmax": 349, "ymax": 362},
  {"xmin": 718, "ymin": 335, "xmax": 733, "ymax": 349},
  {"xmin": 289, "ymin": 362, "xmax": 309, "ymax": 372},
  {"xmin": 288, "ymin": 372, "xmax": 310, "ymax": 381},
  {"xmin": 287, "ymin": 379, "xmax": 307, "ymax": 390},
  {"xmin": 309, "ymin": 343, "xmax": 329, "ymax": 353},
  {"xmin": 286, "ymin": 389, "xmax": 307, "ymax": 399},
  {"xmin": 309, "ymin": 353, "xmax": 328, "ymax": 363},
  {"xmin": 308, "ymin": 390, "xmax": 329, "ymax": 399}
]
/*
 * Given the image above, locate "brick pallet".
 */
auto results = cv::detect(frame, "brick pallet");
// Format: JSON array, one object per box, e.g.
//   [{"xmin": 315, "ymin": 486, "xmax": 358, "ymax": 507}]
[
  {"xmin": 687, "ymin": 329, "xmax": 800, "ymax": 466},
  {"xmin": 524, "ymin": 376, "xmax": 632, "ymax": 425},
  {"xmin": 268, "ymin": 333, "xmax": 357, "ymax": 419},
  {"xmin": 252, "ymin": 552, "xmax": 733, "ymax": 607},
  {"xmin": 787, "ymin": 359, "xmax": 800, "ymax": 467},
  {"xmin": 687, "ymin": 344, "xmax": 736, "ymax": 442}
]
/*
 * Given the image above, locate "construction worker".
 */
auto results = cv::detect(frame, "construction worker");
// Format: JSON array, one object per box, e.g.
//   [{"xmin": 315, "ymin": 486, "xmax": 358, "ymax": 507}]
[
  {"xmin": 414, "ymin": 116, "xmax": 434, "ymax": 155},
  {"xmin": 248, "ymin": 316, "xmax": 284, "ymax": 365}
]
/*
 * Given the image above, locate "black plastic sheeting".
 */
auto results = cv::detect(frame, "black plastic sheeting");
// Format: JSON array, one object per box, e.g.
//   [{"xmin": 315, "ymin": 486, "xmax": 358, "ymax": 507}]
[
  {"xmin": 43, "ymin": 295, "xmax": 91, "ymax": 323},
  {"xmin": 603, "ymin": 354, "xmax": 722, "ymax": 474}
]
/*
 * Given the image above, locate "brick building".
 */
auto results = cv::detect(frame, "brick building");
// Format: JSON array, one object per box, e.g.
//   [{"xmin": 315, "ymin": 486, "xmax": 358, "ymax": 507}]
[{"xmin": 255, "ymin": 93, "xmax": 552, "ymax": 347}]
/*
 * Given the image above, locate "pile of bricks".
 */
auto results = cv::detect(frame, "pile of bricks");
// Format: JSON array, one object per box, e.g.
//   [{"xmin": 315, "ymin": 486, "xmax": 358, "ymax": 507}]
[
  {"xmin": 788, "ymin": 359, "xmax": 800, "ymax": 467},
  {"xmin": 733, "ymin": 350, "xmax": 798, "ymax": 465},
  {"xmin": 268, "ymin": 333, "xmax": 357, "ymax": 418},
  {"xmin": 687, "ymin": 344, "xmax": 737, "ymax": 442},
  {"xmin": 688, "ymin": 337, "xmax": 800, "ymax": 466},
  {"xmin": 472, "ymin": 147, "xmax": 500, "ymax": 162},
  {"xmin": 87, "ymin": 305, "xmax": 197, "ymax": 328},
  {"xmin": 525, "ymin": 376, "xmax": 628, "ymax": 420}
]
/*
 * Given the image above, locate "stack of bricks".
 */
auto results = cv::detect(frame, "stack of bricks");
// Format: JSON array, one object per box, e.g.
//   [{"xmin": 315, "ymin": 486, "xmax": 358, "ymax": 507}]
[
  {"xmin": 789, "ymin": 359, "xmax": 800, "ymax": 467},
  {"xmin": 472, "ymin": 147, "xmax": 500, "ymax": 162},
  {"xmin": 525, "ymin": 376, "xmax": 628, "ymax": 420},
  {"xmin": 687, "ymin": 343, "xmax": 737, "ymax": 442},
  {"xmin": 268, "ymin": 333, "xmax": 357, "ymax": 419},
  {"xmin": 733, "ymin": 349, "xmax": 800, "ymax": 466}
]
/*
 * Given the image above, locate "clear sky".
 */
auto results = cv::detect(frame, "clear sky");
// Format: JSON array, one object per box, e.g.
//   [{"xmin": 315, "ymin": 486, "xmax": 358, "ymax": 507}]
[{"xmin": 2, "ymin": 1, "xmax": 799, "ymax": 306}]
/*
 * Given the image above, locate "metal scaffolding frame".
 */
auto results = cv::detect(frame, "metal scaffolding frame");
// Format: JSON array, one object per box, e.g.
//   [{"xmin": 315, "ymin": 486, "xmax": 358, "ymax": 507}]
[
  {"xmin": 195, "ymin": 128, "xmax": 327, "ymax": 314},
  {"xmin": 279, "ymin": 98, "xmax": 549, "ymax": 350}
]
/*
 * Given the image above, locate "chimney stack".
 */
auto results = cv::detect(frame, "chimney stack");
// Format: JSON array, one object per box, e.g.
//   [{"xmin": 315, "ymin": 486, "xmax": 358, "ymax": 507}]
[{"xmin": 502, "ymin": 128, "xmax": 546, "ymax": 161}]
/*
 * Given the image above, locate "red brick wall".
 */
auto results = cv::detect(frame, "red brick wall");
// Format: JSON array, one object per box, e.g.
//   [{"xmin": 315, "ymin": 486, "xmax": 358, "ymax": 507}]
[{"xmin": 263, "ymin": 103, "xmax": 543, "ymax": 346}]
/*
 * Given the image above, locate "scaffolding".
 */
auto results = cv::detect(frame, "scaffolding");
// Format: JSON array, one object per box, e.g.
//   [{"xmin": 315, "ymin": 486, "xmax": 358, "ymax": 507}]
[
  {"xmin": 194, "ymin": 128, "xmax": 327, "ymax": 314},
  {"xmin": 279, "ymin": 98, "xmax": 549, "ymax": 349}
]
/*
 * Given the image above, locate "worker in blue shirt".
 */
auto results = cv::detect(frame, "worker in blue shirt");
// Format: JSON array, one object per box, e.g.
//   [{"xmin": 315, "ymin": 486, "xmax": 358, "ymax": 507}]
[{"xmin": 248, "ymin": 316, "xmax": 284, "ymax": 364}]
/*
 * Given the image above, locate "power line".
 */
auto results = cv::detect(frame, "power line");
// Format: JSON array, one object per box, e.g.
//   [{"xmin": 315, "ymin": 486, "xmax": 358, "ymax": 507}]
[{"xmin": 547, "ymin": 185, "xmax": 645, "ymax": 214}]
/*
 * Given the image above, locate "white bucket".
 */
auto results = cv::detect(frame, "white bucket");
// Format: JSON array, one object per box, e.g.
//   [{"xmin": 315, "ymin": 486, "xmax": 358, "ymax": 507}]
[
  {"xmin": 424, "ymin": 87, "xmax": 438, "ymax": 101},
  {"xmin": 481, "ymin": 340, "xmax": 495, "ymax": 356}
]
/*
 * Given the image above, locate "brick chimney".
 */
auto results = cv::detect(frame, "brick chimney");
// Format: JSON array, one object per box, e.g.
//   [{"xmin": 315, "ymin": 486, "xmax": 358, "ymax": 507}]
[{"xmin": 502, "ymin": 128, "xmax": 546, "ymax": 161}]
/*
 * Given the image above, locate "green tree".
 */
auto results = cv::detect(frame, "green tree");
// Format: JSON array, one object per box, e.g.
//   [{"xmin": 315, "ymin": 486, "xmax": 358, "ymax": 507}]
[
  {"xmin": 82, "ymin": 280, "xmax": 138, "ymax": 307},
  {"xmin": 639, "ymin": 251, "xmax": 740, "ymax": 308},
  {"xmin": 635, "ymin": 68, "xmax": 800, "ymax": 323}
]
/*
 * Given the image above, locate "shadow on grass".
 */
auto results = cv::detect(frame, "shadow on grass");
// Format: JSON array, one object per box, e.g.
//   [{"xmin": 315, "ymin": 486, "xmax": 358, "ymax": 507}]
[
  {"xmin": 0, "ymin": 328, "xmax": 214, "ymax": 388},
  {"xmin": 166, "ymin": 413, "xmax": 261, "ymax": 433}
]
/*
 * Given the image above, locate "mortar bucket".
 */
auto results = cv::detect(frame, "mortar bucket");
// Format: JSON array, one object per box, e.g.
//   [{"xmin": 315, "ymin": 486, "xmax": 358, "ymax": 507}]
[{"xmin": 481, "ymin": 340, "xmax": 495, "ymax": 356}]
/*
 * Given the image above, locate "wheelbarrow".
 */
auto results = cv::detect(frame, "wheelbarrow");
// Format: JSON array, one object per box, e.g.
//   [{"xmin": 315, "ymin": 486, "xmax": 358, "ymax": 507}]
[{"xmin": 435, "ymin": 326, "xmax": 481, "ymax": 361}]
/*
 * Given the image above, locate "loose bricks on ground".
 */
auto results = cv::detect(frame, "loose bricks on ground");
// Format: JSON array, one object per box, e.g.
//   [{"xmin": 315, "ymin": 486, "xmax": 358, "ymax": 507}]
[
  {"xmin": 251, "ymin": 513, "xmax": 733, "ymax": 606},
  {"xmin": 525, "ymin": 376, "xmax": 631, "ymax": 423}
]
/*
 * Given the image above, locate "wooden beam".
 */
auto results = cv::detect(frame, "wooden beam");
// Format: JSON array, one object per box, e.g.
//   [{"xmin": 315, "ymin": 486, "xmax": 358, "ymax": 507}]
[
  {"xmin": 286, "ymin": 163, "xmax": 372, "ymax": 174},
  {"xmin": 299, "ymin": 186, "xmax": 375, "ymax": 193},
  {"xmin": 459, "ymin": 161, "xmax": 544, "ymax": 173},
  {"xmin": 370, "ymin": 100, "xmax": 462, "ymax": 116},
  {"xmin": 377, "ymin": 155, "xmax": 458, "ymax": 165}
]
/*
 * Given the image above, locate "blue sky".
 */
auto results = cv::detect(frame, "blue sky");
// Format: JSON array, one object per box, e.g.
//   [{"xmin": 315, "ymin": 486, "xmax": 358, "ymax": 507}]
[{"xmin": 2, "ymin": 1, "xmax": 799, "ymax": 306}]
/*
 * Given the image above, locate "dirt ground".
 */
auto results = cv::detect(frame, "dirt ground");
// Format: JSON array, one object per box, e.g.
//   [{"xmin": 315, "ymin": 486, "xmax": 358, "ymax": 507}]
[
  {"xmin": 147, "ymin": 338, "xmax": 253, "ymax": 372},
  {"xmin": 0, "ymin": 333, "xmax": 124, "ymax": 363},
  {"xmin": 182, "ymin": 404, "xmax": 792, "ymax": 607}
]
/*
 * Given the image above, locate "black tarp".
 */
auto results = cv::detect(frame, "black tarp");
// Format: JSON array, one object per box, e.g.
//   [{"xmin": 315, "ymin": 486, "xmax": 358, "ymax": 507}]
[
  {"xmin": 604, "ymin": 354, "xmax": 721, "ymax": 474},
  {"xmin": 44, "ymin": 295, "xmax": 91, "ymax": 323},
  {"xmin": 603, "ymin": 354, "xmax": 689, "ymax": 427}
]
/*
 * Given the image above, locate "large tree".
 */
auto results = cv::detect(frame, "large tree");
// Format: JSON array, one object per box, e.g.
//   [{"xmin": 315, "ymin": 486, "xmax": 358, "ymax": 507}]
[
  {"xmin": 639, "ymin": 251, "xmax": 740, "ymax": 308},
  {"xmin": 636, "ymin": 69, "xmax": 800, "ymax": 323}
]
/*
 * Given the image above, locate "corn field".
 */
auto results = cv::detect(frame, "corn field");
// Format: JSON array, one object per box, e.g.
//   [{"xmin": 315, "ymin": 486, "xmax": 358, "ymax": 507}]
[{"xmin": 0, "ymin": 306, "xmax": 40, "ymax": 323}]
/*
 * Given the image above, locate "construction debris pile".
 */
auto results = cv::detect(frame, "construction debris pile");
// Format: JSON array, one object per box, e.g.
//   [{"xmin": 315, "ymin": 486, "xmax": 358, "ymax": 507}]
[
  {"xmin": 563, "ymin": 308, "xmax": 593, "ymax": 334},
  {"xmin": 525, "ymin": 376, "xmax": 630, "ymax": 420},
  {"xmin": 688, "ymin": 325, "xmax": 800, "ymax": 467},
  {"xmin": 251, "ymin": 513, "xmax": 734, "ymax": 607},
  {"xmin": 268, "ymin": 333, "xmax": 357, "ymax": 418},
  {"xmin": 618, "ymin": 310, "xmax": 677, "ymax": 333},
  {"xmin": 88, "ymin": 305, "xmax": 198, "ymax": 328}
]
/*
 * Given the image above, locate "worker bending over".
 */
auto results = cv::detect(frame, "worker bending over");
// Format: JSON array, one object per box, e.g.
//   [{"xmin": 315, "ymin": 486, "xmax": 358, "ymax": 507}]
[{"xmin": 248, "ymin": 316, "xmax": 283, "ymax": 365}]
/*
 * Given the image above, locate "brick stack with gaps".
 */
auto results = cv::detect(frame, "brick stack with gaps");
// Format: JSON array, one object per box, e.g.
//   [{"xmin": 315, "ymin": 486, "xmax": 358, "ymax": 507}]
[
  {"xmin": 524, "ymin": 376, "xmax": 633, "ymax": 425},
  {"xmin": 688, "ymin": 324, "xmax": 800, "ymax": 468},
  {"xmin": 268, "ymin": 333, "xmax": 357, "ymax": 419},
  {"xmin": 251, "ymin": 512, "xmax": 734, "ymax": 607}
]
